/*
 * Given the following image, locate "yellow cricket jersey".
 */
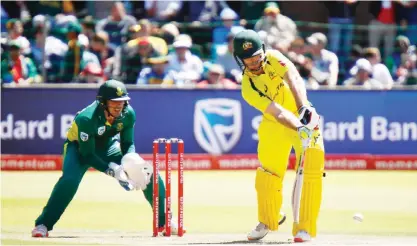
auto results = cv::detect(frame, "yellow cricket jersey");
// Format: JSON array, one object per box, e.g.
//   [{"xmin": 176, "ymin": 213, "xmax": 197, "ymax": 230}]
[{"xmin": 241, "ymin": 49, "xmax": 298, "ymax": 122}]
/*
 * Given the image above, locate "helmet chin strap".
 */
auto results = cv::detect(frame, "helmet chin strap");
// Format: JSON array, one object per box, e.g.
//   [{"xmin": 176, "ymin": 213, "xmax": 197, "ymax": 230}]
[
  {"xmin": 105, "ymin": 107, "xmax": 118, "ymax": 119},
  {"xmin": 102, "ymin": 101, "xmax": 126, "ymax": 120}
]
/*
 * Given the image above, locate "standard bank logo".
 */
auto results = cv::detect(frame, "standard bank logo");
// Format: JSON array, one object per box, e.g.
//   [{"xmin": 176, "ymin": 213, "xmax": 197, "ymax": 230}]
[{"xmin": 194, "ymin": 98, "xmax": 242, "ymax": 154}]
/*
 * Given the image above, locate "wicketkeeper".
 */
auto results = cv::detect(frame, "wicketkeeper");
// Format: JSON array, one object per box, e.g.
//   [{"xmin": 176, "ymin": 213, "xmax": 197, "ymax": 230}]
[
  {"xmin": 32, "ymin": 80, "xmax": 180, "ymax": 237},
  {"xmin": 233, "ymin": 30, "xmax": 325, "ymax": 242}
]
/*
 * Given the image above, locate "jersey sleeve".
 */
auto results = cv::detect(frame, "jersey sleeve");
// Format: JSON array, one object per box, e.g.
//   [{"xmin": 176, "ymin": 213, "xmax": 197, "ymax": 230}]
[
  {"xmin": 120, "ymin": 107, "xmax": 136, "ymax": 155},
  {"xmin": 267, "ymin": 49, "xmax": 290, "ymax": 78},
  {"xmin": 241, "ymin": 76, "xmax": 272, "ymax": 113},
  {"xmin": 76, "ymin": 116, "xmax": 109, "ymax": 172}
]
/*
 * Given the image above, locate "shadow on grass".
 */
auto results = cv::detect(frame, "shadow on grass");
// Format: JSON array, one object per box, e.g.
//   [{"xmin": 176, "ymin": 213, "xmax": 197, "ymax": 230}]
[{"xmin": 188, "ymin": 240, "xmax": 293, "ymax": 245}]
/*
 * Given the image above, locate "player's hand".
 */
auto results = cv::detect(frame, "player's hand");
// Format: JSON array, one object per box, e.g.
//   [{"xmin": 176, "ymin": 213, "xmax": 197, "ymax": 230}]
[
  {"xmin": 106, "ymin": 162, "xmax": 135, "ymax": 191},
  {"xmin": 298, "ymin": 105, "xmax": 320, "ymax": 130},
  {"xmin": 297, "ymin": 126, "xmax": 312, "ymax": 149}
]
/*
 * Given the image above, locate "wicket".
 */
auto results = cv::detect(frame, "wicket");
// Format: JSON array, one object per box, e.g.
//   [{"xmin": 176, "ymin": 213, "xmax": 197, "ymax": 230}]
[{"xmin": 152, "ymin": 138, "xmax": 184, "ymax": 237}]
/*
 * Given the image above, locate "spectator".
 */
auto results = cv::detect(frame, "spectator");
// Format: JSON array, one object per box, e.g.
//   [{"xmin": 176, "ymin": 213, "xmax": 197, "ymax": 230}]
[
  {"xmin": 77, "ymin": 63, "xmax": 105, "ymax": 84},
  {"xmin": 123, "ymin": 37, "xmax": 157, "ymax": 84},
  {"xmin": 197, "ymin": 64, "xmax": 238, "ymax": 89},
  {"xmin": 167, "ymin": 34, "xmax": 204, "ymax": 84},
  {"xmin": 117, "ymin": 24, "xmax": 168, "ymax": 83},
  {"xmin": 60, "ymin": 22, "xmax": 90, "ymax": 82},
  {"xmin": 396, "ymin": 45, "xmax": 417, "ymax": 85},
  {"xmin": 6, "ymin": 19, "xmax": 30, "ymax": 55},
  {"xmin": 50, "ymin": 14, "xmax": 79, "ymax": 42},
  {"xmin": 1, "ymin": 41, "xmax": 41, "ymax": 85},
  {"xmin": 387, "ymin": 35, "xmax": 410, "ymax": 79},
  {"xmin": 400, "ymin": 1, "xmax": 417, "ymax": 46},
  {"xmin": 344, "ymin": 44, "xmax": 363, "ymax": 80},
  {"xmin": 368, "ymin": 1, "xmax": 401, "ymax": 60},
  {"xmin": 344, "ymin": 58, "xmax": 383, "ymax": 89},
  {"xmin": 137, "ymin": 19, "xmax": 153, "ymax": 38},
  {"xmin": 158, "ymin": 22, "xmax": 180, "ymax": 45},
  {"xmin": 78, "ymin": 37, "xmax": 101, "ymax": 67},
  {"xmin": 90, "ymin": 31, "xmax": 115, "ymax": 66},
  {"xmin": 30, "ymin": 22, "xmax": 68, "ymax": 82},
  {"xmin": 286, "ymin": 37, "xmax": 313, "ymax": 82},
  {"xmin": 212, "ymin": 8, "xmax": 240, "ymax": 45},
  {"xmin": 254, "ymin": 2, "xmax": 297, "ymax": 53},
  {"xmin": 363, "ymin": 47, "xmax": 394, "ymax": 89},
  {"xmin": 81, "ymin": 16, "xmax": 96, "ymax": 41},
  {"xmin": 137, "ymin": 55, "xmax": 175, "ymax": 85},
  {"xmin": 306, "ymin": 32, "xmax": 339, "ymax": 86},
  {"xmin": 145, "ymin": 0, "xmax": 183, "ymax": 21},
  {"xmin": 90, "ymin": 32, "xmax": 115, "ymax": 79},
  {"xmin": 95, "ymin": 2, "xmax": 136, "ymax": 48},
  {"xmin": 188, "ymin": 0, "xmax": 227, "ymax": 23},
  {"xmin": 112, "ymin": 24, "xmax": 143, "ymax": 80},
  {"xmin": 214, "ymin": 32, "xmax": 242, "ymax": 83},
  {"xmin": 324, "ymin": 0, "xmax": 358, "ymax": 56}
]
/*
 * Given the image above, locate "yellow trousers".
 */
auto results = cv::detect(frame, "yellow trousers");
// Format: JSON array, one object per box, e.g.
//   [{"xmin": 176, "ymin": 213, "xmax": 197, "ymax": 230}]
[{"xmin": 256, "ymin": 118, "xmax": 325, "ymax": 237}]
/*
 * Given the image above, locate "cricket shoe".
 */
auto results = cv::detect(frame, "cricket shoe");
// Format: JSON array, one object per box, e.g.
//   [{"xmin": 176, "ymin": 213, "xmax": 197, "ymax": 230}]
[
  {"xmin": 294, "ymin": 230, "xmax": 311, "ymax": 243},
  {"xmin": 247, "ymin": 212, "xmax": 286, "ymax": 241},
  {"xmin": 159, "ymin": 217, "xmax": 186, "ymax": 236},
  {"xmin": 32, "ymin": 224, "xmax": 48, "ymax": 237},
  {"xmin": 247, "ymin": 222, "xmax": 269, "ymax": 241}
]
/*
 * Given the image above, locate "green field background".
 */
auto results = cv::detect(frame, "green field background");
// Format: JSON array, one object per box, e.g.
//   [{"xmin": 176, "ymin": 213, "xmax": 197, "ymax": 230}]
[{"xmin": 2, "ymin": 170, "xmax": 417, "ymax": 244}]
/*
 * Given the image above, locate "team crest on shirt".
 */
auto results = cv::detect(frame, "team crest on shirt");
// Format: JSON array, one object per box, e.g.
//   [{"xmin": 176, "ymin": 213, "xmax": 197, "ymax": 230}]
[
  {"xmin": 116, "ymin": 87, "xmax": 123, "ymax": 96},
  {"xmin": 116, "ymin": 123, "xmax": 123, "ymax": 131},
  {"xmin": 98, "ymin": 126, "xmax": 105, "ymax": 136},
  {"xmin": 242, "ymin": 42, "xmax": 253, "ymax": 50},
  {"xmin": 80, "ymin": 132, "xmax": 89, "ymax": 141},
  {"xmin": 268, "ymin": 71, "xmax": 277, "ymax": 80}
]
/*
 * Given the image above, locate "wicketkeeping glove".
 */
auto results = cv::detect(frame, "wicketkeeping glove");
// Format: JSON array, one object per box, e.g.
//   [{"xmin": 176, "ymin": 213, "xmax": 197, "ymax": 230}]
[{"xmin": 106, "ymin": 162, "xmax": 135, "ymax": 191}]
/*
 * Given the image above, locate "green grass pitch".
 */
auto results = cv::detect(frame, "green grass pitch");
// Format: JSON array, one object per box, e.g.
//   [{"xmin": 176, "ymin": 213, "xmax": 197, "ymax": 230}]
[{"xmin": 1, "ymin": 170, "xmax": 417, "ymax": 245}]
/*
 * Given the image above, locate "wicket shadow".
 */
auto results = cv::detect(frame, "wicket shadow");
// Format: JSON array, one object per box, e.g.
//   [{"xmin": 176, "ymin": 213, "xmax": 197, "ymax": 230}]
[{"xmin": 188, "ymin": 240, "xmax": 293, "ymax": 245}]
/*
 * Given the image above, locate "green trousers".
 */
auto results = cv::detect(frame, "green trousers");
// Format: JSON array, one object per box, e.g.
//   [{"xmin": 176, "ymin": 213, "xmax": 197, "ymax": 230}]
[{"xmin": 35, "ymin": 141, "xmax": 166, "ymax": 230}]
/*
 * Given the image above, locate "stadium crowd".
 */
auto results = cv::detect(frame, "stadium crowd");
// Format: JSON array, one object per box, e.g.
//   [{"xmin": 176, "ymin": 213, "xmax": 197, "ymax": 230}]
[{"xmin": 1, "ymin": 0, "xmax": 417, "ymax": 88}]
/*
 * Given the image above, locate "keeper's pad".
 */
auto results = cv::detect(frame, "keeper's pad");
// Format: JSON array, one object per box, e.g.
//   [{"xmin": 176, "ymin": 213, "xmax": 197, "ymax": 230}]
[
  {"xmin": 292, "ymin": 148, "xmax": 324, "ymax": 237},
  {"xmin": 255, "ymin": 167, "xmax": 283, "ymax": 231}
]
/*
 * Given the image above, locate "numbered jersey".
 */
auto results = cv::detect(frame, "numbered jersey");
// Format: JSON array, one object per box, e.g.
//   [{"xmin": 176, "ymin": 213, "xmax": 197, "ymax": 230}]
[{"xmin": 241, "ymin": 49, "xmax": 298, "ymax": 122}]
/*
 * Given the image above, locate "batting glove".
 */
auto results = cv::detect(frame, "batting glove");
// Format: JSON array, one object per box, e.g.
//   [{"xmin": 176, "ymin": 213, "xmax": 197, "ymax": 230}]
[
  {"xmin": 297, "ymin": 126, "xmax": 312, "ymax": 149},
  {"xmin": 298, "ymin": 105, "xmax": 320, "ymax": 130},
  {"xmin": 106, "ymin": 162, "xmax": 135, "ymax": 191}
]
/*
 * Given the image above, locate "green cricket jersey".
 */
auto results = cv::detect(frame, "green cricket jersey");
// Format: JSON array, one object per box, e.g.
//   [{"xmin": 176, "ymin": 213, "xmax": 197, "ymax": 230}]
[{"xmin": 66, "ymin": 101, "xmax": 136, "ymax": 172}]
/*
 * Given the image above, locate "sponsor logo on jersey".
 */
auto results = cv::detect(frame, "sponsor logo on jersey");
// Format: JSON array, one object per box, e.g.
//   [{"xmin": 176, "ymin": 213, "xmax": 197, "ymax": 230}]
[
  {"xmin": 80, "ymin": 132, "xmax": 89, "ymax": 141},
  {"xmin": 98, "ymin": 126, "xmax": 105, "ymax": 136}
]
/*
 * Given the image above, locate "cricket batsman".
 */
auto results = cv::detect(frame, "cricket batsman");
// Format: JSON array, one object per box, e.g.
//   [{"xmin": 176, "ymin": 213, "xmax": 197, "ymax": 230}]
[
  {"xmin": 31, "ymin": 80, "xmax": 179, "ymax": 237},
  {"xmin": 233, "ymin": 30, "xmax": 325, "ymax": 242}
]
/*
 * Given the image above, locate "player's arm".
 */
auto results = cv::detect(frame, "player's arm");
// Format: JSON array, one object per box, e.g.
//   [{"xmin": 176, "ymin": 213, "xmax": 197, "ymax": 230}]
[
  {"xmin": 76, "ymin": 117, "xmax": 109, "ymax": 172},
  {"xmin": 279, "ymin": 53, "xmax": 320, "ymax": 130},
  {"xmin": 265, "ymin": 102, "xmax": 304, "ymax": 131},
  {"xmin": 241, "ymin": 78, "xmax": 303, "ymax": 131},
  {"xmin": 120, "ymin": 108, "xmax": 136, "ymax": 155},
  {"xmin": 77, "ymin": 116, "xmax": 132, "ymax": 184},
  {"xmin": 281, "ymin": 55, "xmax": 308, "ymax": 109}
]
